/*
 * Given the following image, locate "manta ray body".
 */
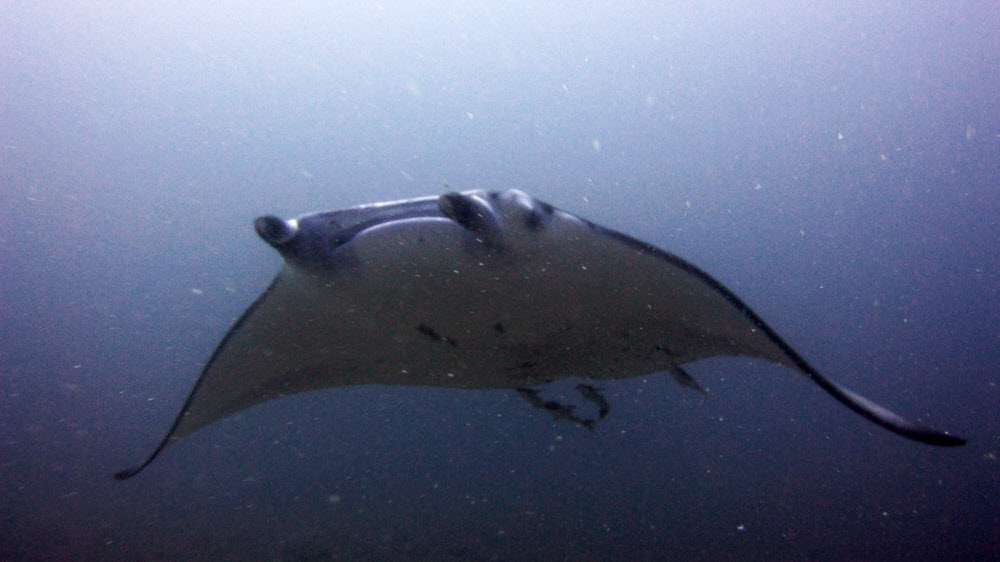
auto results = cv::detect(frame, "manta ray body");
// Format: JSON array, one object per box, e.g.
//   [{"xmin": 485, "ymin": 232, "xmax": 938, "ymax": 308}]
[{"xmin": 115, "ymin": 189, "xmax": 964, "ymax": 479}]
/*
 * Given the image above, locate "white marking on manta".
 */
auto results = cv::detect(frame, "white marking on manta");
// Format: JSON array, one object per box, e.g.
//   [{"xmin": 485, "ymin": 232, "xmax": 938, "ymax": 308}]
[{"xmin": 114, "ymin": 189, "xmax": 965, "ymax": 480}]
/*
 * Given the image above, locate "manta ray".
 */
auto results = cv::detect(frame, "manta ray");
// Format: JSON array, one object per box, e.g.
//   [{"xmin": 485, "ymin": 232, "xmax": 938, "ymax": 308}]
[{"xmin": 115, "ymin": 189, "xmax": 964, "ymax": 479}]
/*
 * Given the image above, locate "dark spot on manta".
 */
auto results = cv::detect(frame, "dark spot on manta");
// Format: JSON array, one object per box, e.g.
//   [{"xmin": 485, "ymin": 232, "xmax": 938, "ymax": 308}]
[
  {"xmin": 493, "ymin": 322, "xmax": 505, "ymax": 334},
  {"xmin": 543, "ymin": 400, "xmax": 564, "ymax": 411},
  {"xmin": 417, "ymin": 323, "xmax": 438, "ymax": 339},
  {"xmin": 417, "ymin": 323, "xmax": 458, "ymax": 347},
  {"xmin": 505, "ymin": 361, "xmax": 538, "ymax": 372}
]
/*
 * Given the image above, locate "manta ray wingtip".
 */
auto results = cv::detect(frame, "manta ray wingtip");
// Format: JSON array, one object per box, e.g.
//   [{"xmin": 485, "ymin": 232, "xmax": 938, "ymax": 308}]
[
  {"xmin": 113, "ymin": 466, "xmax": 141, "ymax": 481},
  {"xmin": 113, "ymin": 434, "xmax": 176, "ymax": 480},
  {"xmin": 914, "ymin": 430, "xmax": 966, "ymax": 447},
  {"xmin": 804, "ymin": 368, "xmax": 967, "ymax": 447}
]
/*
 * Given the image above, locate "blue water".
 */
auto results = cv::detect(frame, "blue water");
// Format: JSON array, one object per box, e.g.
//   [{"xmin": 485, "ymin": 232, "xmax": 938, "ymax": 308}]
[{"xmin": 2, "ymin": 2, "xmax": 997, "ymax": 560}]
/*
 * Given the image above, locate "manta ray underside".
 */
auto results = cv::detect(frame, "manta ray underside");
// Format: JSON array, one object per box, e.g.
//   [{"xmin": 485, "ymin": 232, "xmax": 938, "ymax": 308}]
[{"xmin": 115, "ymin": 189, "xmax": 965, "ymax": 480}]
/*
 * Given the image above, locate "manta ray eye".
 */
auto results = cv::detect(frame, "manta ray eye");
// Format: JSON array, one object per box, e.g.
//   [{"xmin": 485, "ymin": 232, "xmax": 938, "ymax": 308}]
[
  {"xmin": 504, "ymin": 190, "xmax": 553, "ymax": 231},
  {"xmin": 321, "ymin": 218, "xmax": 359, "ymax": 249},
  {"xmin": 524, "ymin": 210, "xmax": 543, "ymax": 230}
]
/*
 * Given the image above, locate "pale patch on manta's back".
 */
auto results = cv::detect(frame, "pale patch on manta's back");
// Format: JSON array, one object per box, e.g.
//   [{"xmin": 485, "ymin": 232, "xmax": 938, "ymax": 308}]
[{"xmin": 114, "ymin": 189, "xmax": 965, "ymax": 480}]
